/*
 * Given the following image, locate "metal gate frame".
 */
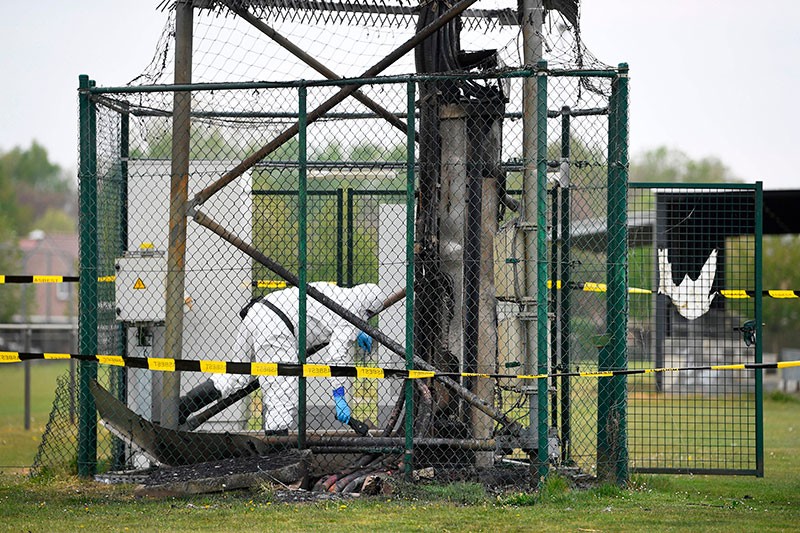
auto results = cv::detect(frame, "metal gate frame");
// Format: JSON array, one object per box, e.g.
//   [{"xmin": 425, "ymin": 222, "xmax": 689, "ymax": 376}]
[{"xmin": 628, "ymin": 181, "xmax": 764, "ymax": 476}]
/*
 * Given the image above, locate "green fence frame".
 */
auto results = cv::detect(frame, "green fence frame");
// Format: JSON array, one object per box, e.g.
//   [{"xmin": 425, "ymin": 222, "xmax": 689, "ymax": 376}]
[
  {"xmin": 628, "ymin": 181, "xmax": 763, "ymax": 477},
  {"xmin": 75, "ymin": 67, "xmax": 629, "ymax": 481}
]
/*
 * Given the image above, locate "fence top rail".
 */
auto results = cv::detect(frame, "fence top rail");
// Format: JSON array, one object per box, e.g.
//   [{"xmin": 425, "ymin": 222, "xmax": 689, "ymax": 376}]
[{"xmin": 83, "ymin": 67, "xmax": 622, "ymax": 95}]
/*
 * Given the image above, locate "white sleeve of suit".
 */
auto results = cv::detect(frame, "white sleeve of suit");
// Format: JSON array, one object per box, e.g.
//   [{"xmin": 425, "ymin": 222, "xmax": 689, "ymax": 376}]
[{"xmin": 210, "ymin": 316, "xmax": 257, "ymax": 398}]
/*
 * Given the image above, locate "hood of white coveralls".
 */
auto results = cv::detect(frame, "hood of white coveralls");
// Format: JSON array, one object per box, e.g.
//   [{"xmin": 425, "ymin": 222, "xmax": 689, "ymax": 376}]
[{"xmin": 349, "ymin": 283, "xmax": 384, "ymax": 316}]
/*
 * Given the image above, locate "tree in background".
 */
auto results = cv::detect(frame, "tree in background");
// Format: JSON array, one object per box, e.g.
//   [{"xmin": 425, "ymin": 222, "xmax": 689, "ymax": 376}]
[
  {"xmin": 630, "ymin": 146, "xmax": 740, "ymax": 183},
  {"xmin": 0, "ymin": 142, "xmax": 77, "ymax": 321},
  {"xmin": 0, "ymin": 141, "xmax": 77, "ymax": 236}
]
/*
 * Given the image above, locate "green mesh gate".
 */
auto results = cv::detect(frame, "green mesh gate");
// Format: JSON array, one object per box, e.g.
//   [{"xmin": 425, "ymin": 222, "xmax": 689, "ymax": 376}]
[{"xmin": 627, "ymin": 183, "xmax": 764, "ymax": 476}]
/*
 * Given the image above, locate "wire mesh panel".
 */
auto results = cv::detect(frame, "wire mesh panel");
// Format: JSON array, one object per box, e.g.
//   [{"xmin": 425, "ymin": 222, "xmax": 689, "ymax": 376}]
[
  {"xmin": 628, "ymin": 184, "xmax": 762, "ymax": 475},
  {"xmin": 35, "ymin": 0, "xmax": 640, "ymax": 487}
]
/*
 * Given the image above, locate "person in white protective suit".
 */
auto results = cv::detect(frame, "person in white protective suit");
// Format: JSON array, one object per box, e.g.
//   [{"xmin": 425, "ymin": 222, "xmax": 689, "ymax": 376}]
[{"xmin": 179, "ymin": 282, "xmax": 384, "ymax": 435}]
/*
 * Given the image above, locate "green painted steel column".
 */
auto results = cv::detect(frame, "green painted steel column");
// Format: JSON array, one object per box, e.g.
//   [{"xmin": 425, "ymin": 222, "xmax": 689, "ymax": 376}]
[
  {"xmin": 404, "ymin": 80, "xmax": 416, "ymax": 478},
  {"xmin": 336, "ymin": 188, "xmax": 344, "ymax": 286},
  {"xmin": 112, "ymin": 102, "xmax": 130, "ymax": 471},
  {"xmin": 559, "ymin": 106, "xmax": 572, "ymax": 464},
  {"xmin": 754, "ymin": 180, "xmax": 764, "ymax": 477},
  {"xmin": 598, "ymin": 63, "xmax": 629, "ymax": 484},
  {"xmin": 298, "ymin": 85, "xmax": 308, "ymax": 449},
  {"xmin": 535, "ymin": 61, "xmax": 550, "ymax": 481},
  {"xmin": 78, "ymin": 75, "xmax": 98, "ymax": 477}
]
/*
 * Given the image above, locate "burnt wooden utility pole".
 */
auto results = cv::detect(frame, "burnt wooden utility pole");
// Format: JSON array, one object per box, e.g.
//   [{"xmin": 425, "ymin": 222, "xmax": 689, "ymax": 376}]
[{"xmin": 414, "ymin": 0, "xmax": 505, "ymax": 467}]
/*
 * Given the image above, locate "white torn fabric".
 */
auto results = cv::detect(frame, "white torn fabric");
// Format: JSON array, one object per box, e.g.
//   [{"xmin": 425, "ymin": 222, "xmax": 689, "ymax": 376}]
[{"xmin": 658, "ymin": 248, "xmax": 718, "ymax": 320}]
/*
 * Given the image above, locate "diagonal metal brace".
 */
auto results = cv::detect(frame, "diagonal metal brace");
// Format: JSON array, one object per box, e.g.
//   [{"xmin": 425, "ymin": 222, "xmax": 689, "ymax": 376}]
[{"xmin": 227, "ymin": 0, "xmax": 417, "ymax": 139}]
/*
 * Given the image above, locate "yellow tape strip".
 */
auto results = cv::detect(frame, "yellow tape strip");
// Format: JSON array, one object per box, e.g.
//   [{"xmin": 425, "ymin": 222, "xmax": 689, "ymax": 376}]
[
  {"xmin": 645, "ymin": 367, "xmax": 681, "ymax": 373},
  {"xmin": 256, "ymin": 280, "xmax": 288, "ymax": 289},
  {"xmin": 199, "ymin": 360, "xmax": 227, "ymax": 374},
  {"xmin": 303, "ymin": 364, "xmax": 332, "ymax": 378},
  {"xmin": 711, "ymin": 364, "xmax": 746, "ymax": 371},
  {"xmin": 580, "ymin": 371, "xmax": 614, "ymax": 377},
  {"xmin": 408, "ymin": 370, "xmax": 435, "ymax": 379},
  {"xmin": 98, "ymin": 275, "xmax": 116, "ymax": 283},
  {"xmin": 462, "ymin": 372, "xmax": 491, "ymax": 378},
  {"xmin": 517, "ymin": 374, "xmax": 548, "ymax": 380},
  {"xmin": 33, "ymin": 275, "xmax": 63, "ymax": 283},
  {"xmin": 768, "ymin": 290, "xmax": 798, "ymax": 299},
  {"xmin": 251, "ymin": 362, "xmax": 278, "ymax": 376},
  {"xmin": 356, "ymin": 366, "xmax": 385, "ymax": 379},
  {"xmin": 44, "ymin": 353, "xmax": 71, "ymax": 360},
  {"xmin": 0, "ymin": 351, "xmax": 21, "ymax": 363},
  {"xmin": 628, "ymin": 287, "xmax": 653, "ymax": 294},
  {"xmin": 148, "ymin": 358, "xmax": 176, "ymax": 372},
  {"xmin": 777, "ymin": 361, "xmax": 800, "ymax": 368},
  {"xmin": 0, "ymin": 275, "xmax": 4, "ymax": 284},
  {"xmin": 583, "ymin": 282, "xmax": 607, "ymax": 293},
  {"xmin": 720, "ymin": 290, "xmax": 749, "ymax": 299},
  {"xmin": 97, "ymin": 355, "xmax": 125, "ymax": 367}
]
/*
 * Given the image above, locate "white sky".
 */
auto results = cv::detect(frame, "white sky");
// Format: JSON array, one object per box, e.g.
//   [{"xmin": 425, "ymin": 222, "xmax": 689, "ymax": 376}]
[{"xmin": 0, "ymin": 0, "xmax": 797, "ymax": 189}]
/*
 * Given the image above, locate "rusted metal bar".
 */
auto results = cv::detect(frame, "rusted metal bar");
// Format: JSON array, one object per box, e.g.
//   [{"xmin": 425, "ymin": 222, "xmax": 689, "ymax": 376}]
[{"xmin": 191, "ymin": 0, "xmax": 484, "ymax": 207}]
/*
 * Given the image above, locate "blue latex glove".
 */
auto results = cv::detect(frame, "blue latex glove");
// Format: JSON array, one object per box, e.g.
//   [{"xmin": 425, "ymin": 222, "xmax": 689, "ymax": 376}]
[
  {"xmin": 332, "ymin": 386, "xmax": 351, "ymax": 424},
  {"xmin": 357, "ymin": 331, "xmax": 373, "ymax": 354}
]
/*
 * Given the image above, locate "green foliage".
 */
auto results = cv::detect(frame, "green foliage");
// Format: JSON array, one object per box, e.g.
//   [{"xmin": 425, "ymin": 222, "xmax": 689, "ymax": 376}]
[
  {"xmin": 766, "ymin": 390, "xmax": 800, "ymax": 404},
  {"xmin": 0, "ymin": 141, "xmax": 75, "ymax": 237},
  {"xmin": 32, "ymin": 209, "xmax": 77, "ymax": 234},
  {"xmin": 630, "ymin": 146, "xmax": 741, "ymax": 184},
  {"xmin": 0, "ymin": 142, "xmax": 75, "ymax": 321},
  {"xmin": 395, "ymin": 481, "xmax": 487, "ymax": 505}
]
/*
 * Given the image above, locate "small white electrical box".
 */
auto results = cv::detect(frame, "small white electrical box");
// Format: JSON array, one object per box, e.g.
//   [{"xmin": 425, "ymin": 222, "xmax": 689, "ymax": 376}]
[{"xmin": 115, "ymin": 250, "xmax": 166, "ymax": 323}]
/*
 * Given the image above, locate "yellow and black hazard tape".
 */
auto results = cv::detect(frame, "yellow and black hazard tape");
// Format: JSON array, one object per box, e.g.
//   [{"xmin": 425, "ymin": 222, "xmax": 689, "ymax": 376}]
[
  {"xmin": 4, "ymin": 275, "xmax": 800, "ymax": 299},
  {"xmin": 548, "ymin": 280, "xmax": 800, "ymax": 299},
  {"xmin": 0, "ymin": 275, "xmax": 80, "ymax": 284},
  {"xmin": 2, "ymin": 350, "xmax": 799, "ymax": 381}
]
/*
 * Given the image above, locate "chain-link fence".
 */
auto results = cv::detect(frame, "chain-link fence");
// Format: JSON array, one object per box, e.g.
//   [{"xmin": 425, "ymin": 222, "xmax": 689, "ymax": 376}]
[
  {"xmin": 32, "ymin": 64, "xmax": 629, "ymax": 488},
  {"xmin": 627, "ymin": 183, "xmax": 763, "ymax": 475}
]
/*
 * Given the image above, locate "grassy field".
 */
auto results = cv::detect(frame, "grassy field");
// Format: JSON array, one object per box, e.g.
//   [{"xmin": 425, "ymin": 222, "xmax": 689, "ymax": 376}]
[{"xmin": 0, "ymin": 363, "xmax": 798, "ymax": 531}]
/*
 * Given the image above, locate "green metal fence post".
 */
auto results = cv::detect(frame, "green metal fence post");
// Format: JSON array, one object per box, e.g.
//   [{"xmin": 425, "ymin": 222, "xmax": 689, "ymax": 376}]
[
  {"xmin": 346, "ymin": 188, "xmax": 354, "ymax": 287},
  {"xmin": 755, "ymin": 180, "xmax": 764, "ymax": 477},
  {"xmin": 78, "ymin": 75, "xmax": 98, "ymax": 477},
  {"xmin": 298, "ymin": 85, "xmax": 308, "ymax": 449},
  {"xmin": 598, "ymin": 63, "xmax": 629, "ymax": 484},
  {"xmin": 404, "ymin": 80, "xmax": 416, "ymax": 478},
  {"xmin": 111, "ymin": 101, "xmax": 130, "ymax": 471},
  {"xmin": 559, "ymin": 106, "xmax": 572, "ymax": 464},
  {"xmin": 336, "ymin": 188, "xmax": 344, "ymax": 286},
  {"xmin": 536, "ymin": 60, "xmax": 550, "ymax": 482}
]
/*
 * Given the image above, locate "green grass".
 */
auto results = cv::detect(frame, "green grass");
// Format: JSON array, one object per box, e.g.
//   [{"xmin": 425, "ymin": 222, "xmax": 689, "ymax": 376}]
[
  {"xmin": 0, "ymin": 361, "xmax": 70, "ymax": 473},
  {"xmin": 1, "ymin": 365, "xmax": 798, "ymax": 531}
]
